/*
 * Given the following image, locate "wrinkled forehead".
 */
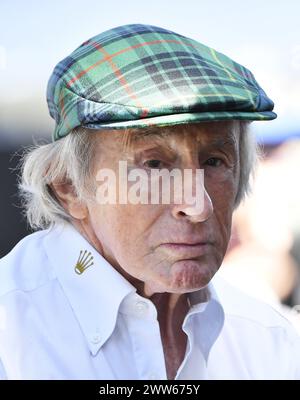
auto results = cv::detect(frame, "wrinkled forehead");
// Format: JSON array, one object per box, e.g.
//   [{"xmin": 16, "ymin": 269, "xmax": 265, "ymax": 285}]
[
  {"xmin": 92, "ymin": 121, "xmax": 240, "ymax": 160},
  {"xmin": 123, "ymin": 120, "xmax": 240, "ymax": 149}
]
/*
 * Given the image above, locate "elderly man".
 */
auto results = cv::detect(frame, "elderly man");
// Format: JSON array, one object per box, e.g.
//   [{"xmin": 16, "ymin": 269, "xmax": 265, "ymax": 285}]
[{"xmin": 0, "ymin": 24, "xmax": 299, "ymax": 380}]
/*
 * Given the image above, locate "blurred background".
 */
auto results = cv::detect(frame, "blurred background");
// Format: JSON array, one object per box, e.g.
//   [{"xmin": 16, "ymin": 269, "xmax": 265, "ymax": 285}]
[{"xmin": 0, "ymin": 0, "xmax": 300, "ymax": 328}]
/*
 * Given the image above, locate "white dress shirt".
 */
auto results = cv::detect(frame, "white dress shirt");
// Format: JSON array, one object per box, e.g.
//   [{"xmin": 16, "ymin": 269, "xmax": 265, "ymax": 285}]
[{"xmin": 0, "ymin": 222, "xmax": 299, "ymax": 380}]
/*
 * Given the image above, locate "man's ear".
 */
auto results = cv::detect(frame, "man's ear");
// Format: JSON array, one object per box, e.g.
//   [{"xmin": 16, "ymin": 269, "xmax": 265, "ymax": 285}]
[{"xmin": 50, "ymin": 182, "xmax": 88, "ymax": 220}]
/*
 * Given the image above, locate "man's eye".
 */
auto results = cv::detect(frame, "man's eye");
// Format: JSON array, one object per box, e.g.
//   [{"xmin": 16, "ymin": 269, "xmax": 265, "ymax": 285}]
[
  {"xmin": 143, "ymin": 159, "xmax": 163, "ymax": 169},
  {"xmin": 205, "ymin": 158, "xmax": 223, "ymax": 167}
]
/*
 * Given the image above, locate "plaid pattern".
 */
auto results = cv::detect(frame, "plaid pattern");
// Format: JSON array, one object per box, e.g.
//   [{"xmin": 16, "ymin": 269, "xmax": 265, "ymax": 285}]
[{"xmin": 47, "ymin": 24, "xmax": 276, "ymax": 141}]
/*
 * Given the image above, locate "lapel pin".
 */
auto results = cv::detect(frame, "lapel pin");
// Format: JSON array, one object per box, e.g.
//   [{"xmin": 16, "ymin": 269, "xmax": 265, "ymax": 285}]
[{"xmin": 74, "ymin": 250, "xmax": 94, "ymax": 275}]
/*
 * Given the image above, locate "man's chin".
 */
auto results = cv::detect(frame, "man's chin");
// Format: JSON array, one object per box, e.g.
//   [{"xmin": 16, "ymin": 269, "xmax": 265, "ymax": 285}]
[
  {"xmin": 168, "ymin": 258, "xmax": 217, "ymax": 291},
  {"xmin": 141, "ymin": 259, "xmax": 218, "ymax": 296}
]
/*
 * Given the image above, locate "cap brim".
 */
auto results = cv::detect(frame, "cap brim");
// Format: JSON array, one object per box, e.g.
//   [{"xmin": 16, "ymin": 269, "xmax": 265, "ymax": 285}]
[{"xmin": 83, "ymin": 111, "xmax": 277, "ymax": 131}]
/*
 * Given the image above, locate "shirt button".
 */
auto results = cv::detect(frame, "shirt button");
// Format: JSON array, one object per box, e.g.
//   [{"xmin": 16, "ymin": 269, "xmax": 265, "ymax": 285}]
[
  {"xmin": 91, "ymin": 333, "xmax": 101, "ymax": 344},
  {"xmin": 135, "ymin": 300, "xmax": 149, "ymax": 315}
]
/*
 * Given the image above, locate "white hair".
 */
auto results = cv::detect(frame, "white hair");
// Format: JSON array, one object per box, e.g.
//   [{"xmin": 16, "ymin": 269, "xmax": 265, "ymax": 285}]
[
  {"xmin": 19, "ymin": 127, "xmax": 95, "ymax": 230},
  {"xmin": 235, "ymin": 121, "xmax": 260, "ymax": 206},
  {"xmin": 18, "ymin": 121, "xmax": 258, "ymax": 230}
]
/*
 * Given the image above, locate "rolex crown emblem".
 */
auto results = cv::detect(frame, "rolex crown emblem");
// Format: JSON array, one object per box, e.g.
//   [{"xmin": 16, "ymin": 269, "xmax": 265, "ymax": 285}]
[{"xmin": 74, "ymin": 250, "xmax": 94, "ymax": 274}]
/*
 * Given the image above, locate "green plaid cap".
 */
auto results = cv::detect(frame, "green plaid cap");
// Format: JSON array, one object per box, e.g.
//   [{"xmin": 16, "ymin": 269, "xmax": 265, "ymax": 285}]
[{"xmin": 47, "ymin": 24, "xmax": 277, "ymax": 141}]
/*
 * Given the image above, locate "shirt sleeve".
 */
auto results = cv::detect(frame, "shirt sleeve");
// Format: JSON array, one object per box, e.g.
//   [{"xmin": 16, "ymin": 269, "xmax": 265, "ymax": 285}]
[{"xmin": 0, "ymin": 358, "xmax": 7, "ymax": 380}]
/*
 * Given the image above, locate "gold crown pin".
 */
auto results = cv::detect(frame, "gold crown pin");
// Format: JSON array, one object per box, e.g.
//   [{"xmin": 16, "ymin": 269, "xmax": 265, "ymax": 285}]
[{"xmin": 74, "ymin": 250, "xmax": 94, "ymax": 275}]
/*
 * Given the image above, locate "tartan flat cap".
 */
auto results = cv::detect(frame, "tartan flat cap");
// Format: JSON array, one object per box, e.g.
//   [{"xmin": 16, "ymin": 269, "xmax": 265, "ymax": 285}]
[{"xmin": 47, "ymin": 24, "xmax": 277, "ymax": 141}]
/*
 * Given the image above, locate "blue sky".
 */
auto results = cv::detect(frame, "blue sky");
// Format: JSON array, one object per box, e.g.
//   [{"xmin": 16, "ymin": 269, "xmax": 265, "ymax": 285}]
[{"xmin": 0, "ymin": 0, "xmax": 299, "ymax": 144}]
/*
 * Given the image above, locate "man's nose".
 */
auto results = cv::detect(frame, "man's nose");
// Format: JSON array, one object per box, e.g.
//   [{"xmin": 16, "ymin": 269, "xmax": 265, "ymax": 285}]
[{"xmin": 171, "ymin": 169, "xmax": 213, "ymax": 223}]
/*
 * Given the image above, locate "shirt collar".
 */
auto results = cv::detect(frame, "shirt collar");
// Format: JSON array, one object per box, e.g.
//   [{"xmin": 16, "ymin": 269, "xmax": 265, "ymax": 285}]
[
  {"xmin": 43, "ymin": 222, "xmax": 136, "ymax": 356},
  {"xmin": 43, "ymin": 222, "xmax": 224, "ymax": 360},
  {"xmin": 185, "ymin": 281, "xmax": 225, "ymax": 363}
]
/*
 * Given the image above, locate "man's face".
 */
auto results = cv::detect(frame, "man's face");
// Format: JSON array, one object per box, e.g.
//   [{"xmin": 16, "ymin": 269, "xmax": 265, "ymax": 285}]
[{"xmin": 86, "ymin": 121, "xmax": 240, "ymax": 295}]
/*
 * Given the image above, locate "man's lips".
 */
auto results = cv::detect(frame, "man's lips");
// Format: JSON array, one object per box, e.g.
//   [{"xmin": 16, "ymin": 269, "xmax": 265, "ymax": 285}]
[{"xmin": 158, "ymin": 242, "xmax": 212, "ymax": 258}]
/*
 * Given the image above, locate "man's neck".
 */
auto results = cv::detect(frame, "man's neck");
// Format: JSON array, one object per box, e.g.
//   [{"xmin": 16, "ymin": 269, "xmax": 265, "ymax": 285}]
[{"xmin": 148, "ymin": 291, "xmax": 190, "ymax": 380}]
